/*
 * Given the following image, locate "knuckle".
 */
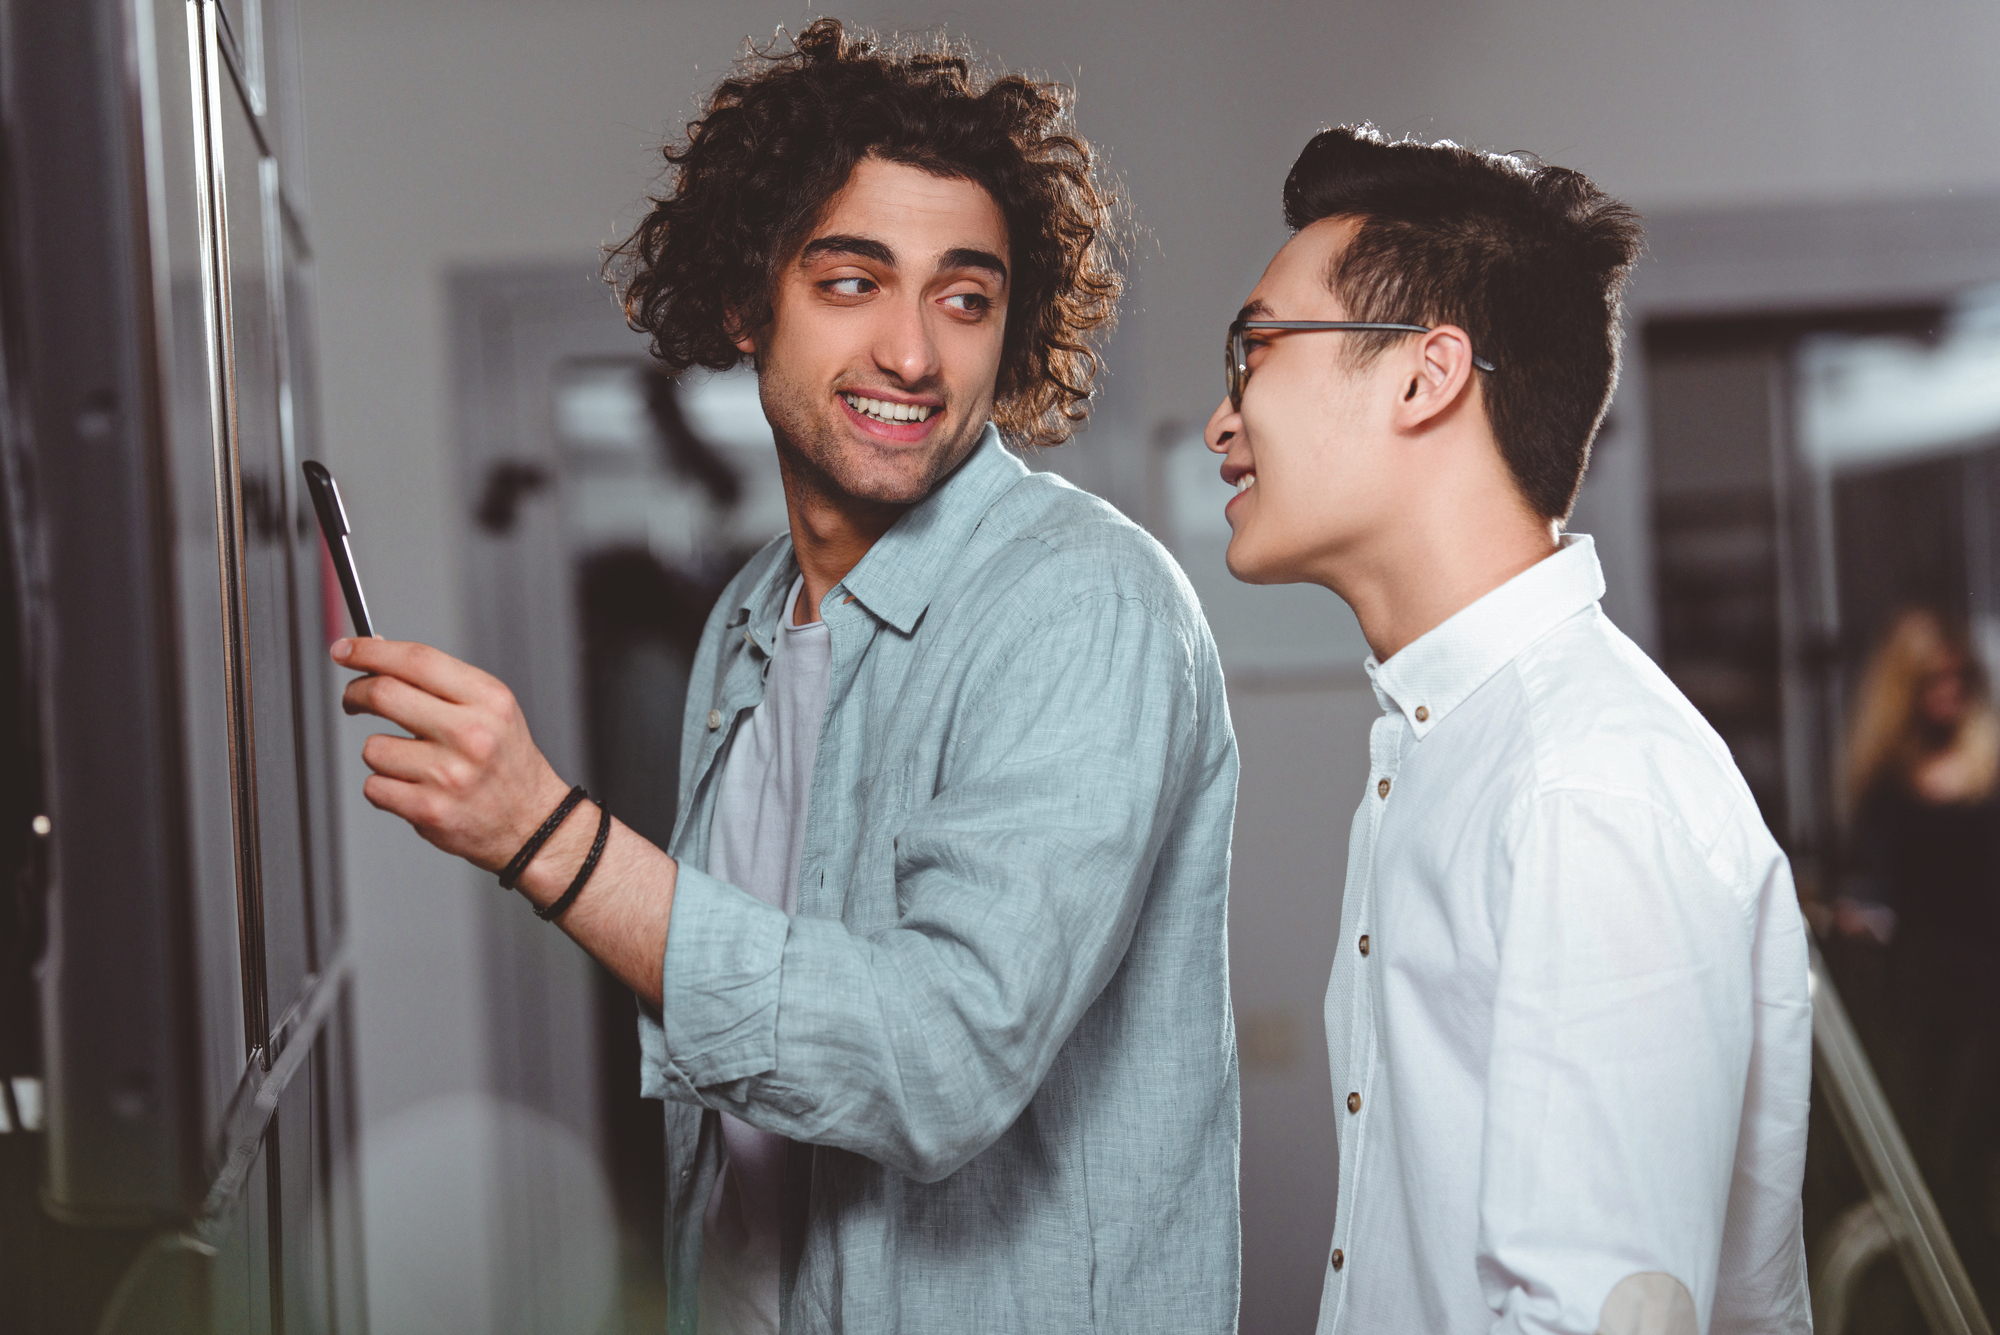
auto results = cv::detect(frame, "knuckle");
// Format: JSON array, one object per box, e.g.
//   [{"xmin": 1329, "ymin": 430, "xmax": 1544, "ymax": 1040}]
[{"xmin": 459, "ymin": 725, "xmax": 496, "ymax": 766}]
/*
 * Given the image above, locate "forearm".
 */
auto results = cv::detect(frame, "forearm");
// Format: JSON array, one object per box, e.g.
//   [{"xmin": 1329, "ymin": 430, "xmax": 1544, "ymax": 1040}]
[{"xmin": 511, "ymin": 793, "xmax": 677, "ymax": 1009}]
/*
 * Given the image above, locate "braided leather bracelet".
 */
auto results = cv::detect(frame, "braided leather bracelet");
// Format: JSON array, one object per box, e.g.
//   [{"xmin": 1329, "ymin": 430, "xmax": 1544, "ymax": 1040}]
[
  {"xmin": 536, "ymin": 801, "xmax": 612, "ymax": 922},
  {"xmin": 498, "ymin": 784, "xmax": 587, "ymax": 890}
]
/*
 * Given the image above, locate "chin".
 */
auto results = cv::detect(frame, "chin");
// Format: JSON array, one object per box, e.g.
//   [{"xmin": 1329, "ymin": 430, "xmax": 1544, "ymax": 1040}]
[
  {"xmin": 845, "ymin": 472, "xmax": 937, "ymax": 506},
  {"xmin": 1223, "ymin": 539, "xmax": 1285, "ymax": 587}
]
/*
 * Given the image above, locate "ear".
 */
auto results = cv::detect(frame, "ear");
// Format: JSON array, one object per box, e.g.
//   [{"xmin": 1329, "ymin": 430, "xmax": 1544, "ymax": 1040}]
[
  {"xmin": 729, "ymin": 313, "xmax": 757, "ymax": 358},
  {"xmin": 1392, "ymin": 323, "xmax": 1478, "ymax": 431}
]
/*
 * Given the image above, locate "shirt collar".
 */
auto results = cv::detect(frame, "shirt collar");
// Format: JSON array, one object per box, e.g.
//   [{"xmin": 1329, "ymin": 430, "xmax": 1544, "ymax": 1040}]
[
  {"xmin": 1365, "ymin": 533, "xmax": 1606, "ymax": 740},
  {"xmin": 729, "ymin": 423, "xmax": 1026, "ymax": 640},
  {"xmin": 835, "ymin": 424, "xmax": 1026, "ymax": 635}
]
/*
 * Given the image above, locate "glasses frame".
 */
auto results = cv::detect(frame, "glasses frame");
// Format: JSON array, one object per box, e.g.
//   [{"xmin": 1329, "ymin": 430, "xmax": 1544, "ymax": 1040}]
[{"xmin": 1226, "ymin": 319, "xmax": 1497, "ymax": 410}]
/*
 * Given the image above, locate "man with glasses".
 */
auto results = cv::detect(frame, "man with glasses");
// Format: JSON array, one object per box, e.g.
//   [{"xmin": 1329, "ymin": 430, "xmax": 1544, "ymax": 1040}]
[{"xmin": 1206, "ymin": 125, "xmax": 1811, "ymax": 1334}]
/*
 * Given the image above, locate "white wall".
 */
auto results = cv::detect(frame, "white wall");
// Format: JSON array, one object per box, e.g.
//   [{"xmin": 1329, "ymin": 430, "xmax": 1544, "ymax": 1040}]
[{"xmin": 296, "ymin": 1, "xmax": 2000, "ymax": 1327}]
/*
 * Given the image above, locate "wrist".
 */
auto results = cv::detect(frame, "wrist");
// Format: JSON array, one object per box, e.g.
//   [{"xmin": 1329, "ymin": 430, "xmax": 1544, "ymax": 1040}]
[
  {"xmin": 485, "ymin": 768, "xmax": 578, "ymax": 874},
  {"xmin": 514, "ymin": 795, "xmax": 602, "ymax": 910}
]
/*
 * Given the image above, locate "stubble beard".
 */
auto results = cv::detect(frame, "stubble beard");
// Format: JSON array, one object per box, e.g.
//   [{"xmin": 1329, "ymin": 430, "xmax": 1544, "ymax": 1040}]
[{"xmin": 756, "ymin": 357, "xmax": 991, "ymax": 513}]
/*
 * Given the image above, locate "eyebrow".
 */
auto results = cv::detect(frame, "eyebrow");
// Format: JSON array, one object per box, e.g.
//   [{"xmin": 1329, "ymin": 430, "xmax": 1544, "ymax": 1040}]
[
  {"xmin": 1236, "ymin": 300, "xmax": 1274, "ymax": 321},
  {"xmin": 798, "ymin": 235, "xmax": 1008, "ymax": 285},
  {"xmin": 940, "ymin": 247, "xmax": 1008, "ymax": 285},
  {"xmin": 800, "ymin": 234, "xmax": 895, "ymax": 267}
]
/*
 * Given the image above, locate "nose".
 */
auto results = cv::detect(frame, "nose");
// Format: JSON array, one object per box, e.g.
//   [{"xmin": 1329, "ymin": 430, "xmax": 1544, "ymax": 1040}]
[
  {"xmin": 873, "ymin": 290, "xmax": 943, "ymax": 388},
  {"xmin": 1203, "ymin": 395, "xmax": 1239, "ymax": 453}
]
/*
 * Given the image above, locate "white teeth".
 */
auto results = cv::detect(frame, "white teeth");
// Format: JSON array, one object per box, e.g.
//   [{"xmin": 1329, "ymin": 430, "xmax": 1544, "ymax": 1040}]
[
  {"xmin": 1235, "ymin": 473, "xmax": 1256, "ymax": 494},
  {"xmin": 844, "ymin": 393, "xmax": 933, "ymax": 424}
]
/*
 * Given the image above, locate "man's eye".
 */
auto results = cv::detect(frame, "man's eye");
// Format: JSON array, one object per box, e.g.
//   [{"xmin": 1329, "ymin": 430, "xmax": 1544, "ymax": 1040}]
[
  {"xmin": 943, "ymin": 292, "xmax": 991, "ymax": 314},
  {"xmin": 824, "ymin": 277, "xmax": 876, "ymax": 297}
]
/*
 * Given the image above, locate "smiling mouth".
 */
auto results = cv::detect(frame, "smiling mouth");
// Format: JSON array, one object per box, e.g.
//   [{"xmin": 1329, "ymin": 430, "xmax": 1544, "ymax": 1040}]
[
  {"xmin": 1234, "ymin": 472, "xmax": 1256, "ymax": 495},
  {"xmin": 841, "ymin": 392, "xmax": 937, "ymax": 425}
]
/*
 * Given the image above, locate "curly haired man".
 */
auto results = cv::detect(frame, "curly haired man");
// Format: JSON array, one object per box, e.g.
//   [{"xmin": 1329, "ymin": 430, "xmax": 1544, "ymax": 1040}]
[{"xmin": 335, "ymin": 20, "xmax": 1240, "ymax": 1334}]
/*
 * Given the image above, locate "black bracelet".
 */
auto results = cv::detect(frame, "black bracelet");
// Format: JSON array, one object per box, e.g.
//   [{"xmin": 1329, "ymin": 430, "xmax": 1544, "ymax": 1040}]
[
  {"xmin": 499, "ymin": 784, "xmax": 587, "ymax": 890},
  {"xmin": 537, "ymin": 801, "xmax": 611, "ymax": 922}
]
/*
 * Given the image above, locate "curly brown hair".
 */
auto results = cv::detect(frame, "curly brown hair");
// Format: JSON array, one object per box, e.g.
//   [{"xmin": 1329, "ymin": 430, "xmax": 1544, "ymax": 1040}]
[{"xmin": 606, "ymin": 18, "xmax": 1122, "ymax": 449}]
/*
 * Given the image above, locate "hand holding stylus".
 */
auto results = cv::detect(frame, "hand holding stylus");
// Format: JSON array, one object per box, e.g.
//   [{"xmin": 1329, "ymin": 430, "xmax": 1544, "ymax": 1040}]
[
  {"xmin": 332, "ymin": 636, "xmax": 569, "ymax": 872},
  {"xmin": 332, "ymin": 635, "xmax": 676, "ymax": 1006}
]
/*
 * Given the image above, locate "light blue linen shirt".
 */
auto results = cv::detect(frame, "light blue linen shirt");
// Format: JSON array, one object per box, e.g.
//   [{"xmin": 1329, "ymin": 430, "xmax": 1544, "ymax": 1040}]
[{"xmin": 637, "ymin": 426, "xmax": 1242, "ymax": 1334}]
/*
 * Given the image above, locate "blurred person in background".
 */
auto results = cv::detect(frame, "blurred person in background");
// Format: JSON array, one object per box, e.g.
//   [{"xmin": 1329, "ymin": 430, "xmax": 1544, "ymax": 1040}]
[{"xmin": 1841, "ymin": 607, "xmax": 2000, "ymax": 1300}]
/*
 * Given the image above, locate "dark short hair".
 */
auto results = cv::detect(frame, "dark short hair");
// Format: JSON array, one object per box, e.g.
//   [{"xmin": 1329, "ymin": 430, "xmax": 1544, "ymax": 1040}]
[
  {"xmin": 1281, "ymin": 125, "xmax": 1643, "ymax": 520},
  {"xmin": 607, "ymin": 18, "xmax": 1122, "ymax": 449}
]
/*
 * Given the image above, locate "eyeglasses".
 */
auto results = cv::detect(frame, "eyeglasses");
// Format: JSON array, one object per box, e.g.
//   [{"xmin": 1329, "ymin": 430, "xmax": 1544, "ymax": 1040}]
[{"xmin": 1225, "ymin": 320, "xmax": 1497, "ymax": 410}]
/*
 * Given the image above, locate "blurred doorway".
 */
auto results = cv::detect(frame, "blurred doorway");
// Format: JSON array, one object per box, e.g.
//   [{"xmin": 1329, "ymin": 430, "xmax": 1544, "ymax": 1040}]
[
  {"xmin": 1644, "ymin": 282, "xmax": 2000, "ymax": 1332},
  {"xmin": 451, "ymin": 266, "xmax": 789, "ymax": 1329}
]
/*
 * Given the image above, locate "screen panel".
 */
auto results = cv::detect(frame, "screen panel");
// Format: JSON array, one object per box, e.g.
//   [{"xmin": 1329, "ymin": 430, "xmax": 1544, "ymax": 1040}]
[
  {"xmin": 281, "ymin": 213, "xmax": 341, "ymax": 967},
  {"xmin": 217, "ymin": 70, "xmax": 314, "ymax": 1029},
  {"xmin": 274, "ymin": 1064, "xmax": 319, "ymax": 1334},
  {"xmin": 318, "ymin": 988, "xmax": 367, "ymax": 1331}
]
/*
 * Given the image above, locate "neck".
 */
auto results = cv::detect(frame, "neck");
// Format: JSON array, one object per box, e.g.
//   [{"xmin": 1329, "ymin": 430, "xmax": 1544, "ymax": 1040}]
[
  {"xmin": 775, "ymin": 448, "xmax": 905, "ymax": 626},
  {"xmin": 1322, "ymin": 465, "xmax": 1558, "ymax": 663}
]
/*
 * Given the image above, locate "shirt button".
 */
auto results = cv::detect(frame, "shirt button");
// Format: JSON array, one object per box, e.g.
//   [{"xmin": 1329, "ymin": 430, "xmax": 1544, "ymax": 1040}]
[
  {"xmin": 1377, "ymin": 778, "xmax": 1391, "ymax": 799},
  {"xmin": 1358, "ymin": 934, "xmax": 1370, "ymax": 956},
  {"xmin": 1414, "ymin": 705, "xmax": 1429, "ymax": 722},
  {"xmin": 1331, "ymin": 1248, "xmax": 1345, "ymax": 1271},
  {"xmin": 706, "ymin": 709, "xmax": 723, "ymax": 730},
  {"xmin": 1347, "ymin": 1091, "xmax": 1362, "ymax": 1114}
]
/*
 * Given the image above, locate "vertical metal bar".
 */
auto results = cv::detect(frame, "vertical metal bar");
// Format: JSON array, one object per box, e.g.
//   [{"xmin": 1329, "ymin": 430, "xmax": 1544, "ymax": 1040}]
[
  {"xmin": 187, "ymin": 0, "xmax": 270, "ymax": 1066},
  {"xmin": 1809, "ymin": 940, "xmax": 1994, "ymax": 1335}
]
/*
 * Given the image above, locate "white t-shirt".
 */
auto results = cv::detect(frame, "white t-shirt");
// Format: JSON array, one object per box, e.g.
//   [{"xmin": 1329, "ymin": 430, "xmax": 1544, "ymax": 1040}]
[{"xmin": 698, "ymin": 576, "xmax": 831, "ymax": 1335}]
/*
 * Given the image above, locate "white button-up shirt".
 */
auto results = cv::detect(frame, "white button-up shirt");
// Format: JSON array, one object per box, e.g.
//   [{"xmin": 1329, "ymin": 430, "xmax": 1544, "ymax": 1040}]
[{"xmin": 1316, "ymin": 535, "xmax": 1812, "ymax": 1335}]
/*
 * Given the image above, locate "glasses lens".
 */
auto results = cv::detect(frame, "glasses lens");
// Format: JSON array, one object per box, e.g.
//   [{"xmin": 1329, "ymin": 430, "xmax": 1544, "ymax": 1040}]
[{"xmin": 1226, "ymin": 330, "xmax": 1243, "ymax": 408}]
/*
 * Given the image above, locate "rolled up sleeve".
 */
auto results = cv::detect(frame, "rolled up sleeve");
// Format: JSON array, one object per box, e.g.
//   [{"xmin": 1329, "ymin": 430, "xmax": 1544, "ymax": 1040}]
[{"xmin": 639, "ymin": 589, "xmax": 1206, "ymax": 1181}]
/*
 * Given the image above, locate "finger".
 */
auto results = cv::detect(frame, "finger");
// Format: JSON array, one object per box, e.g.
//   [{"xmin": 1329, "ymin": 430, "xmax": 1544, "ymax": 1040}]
[
  {"xmin": 332, "ymin": 637, "xmax": 503, "ymax": 708},
  {"xmin": 341, "ymin": 670, "xmax": 464, "ymax": 742},
  {"xmin": 360, "ymin": 772, "xmax": 429, "ymax": 822},
  {"xmin": 359, "ymin": 732, "xmax": 452, "ymax": 786}
]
